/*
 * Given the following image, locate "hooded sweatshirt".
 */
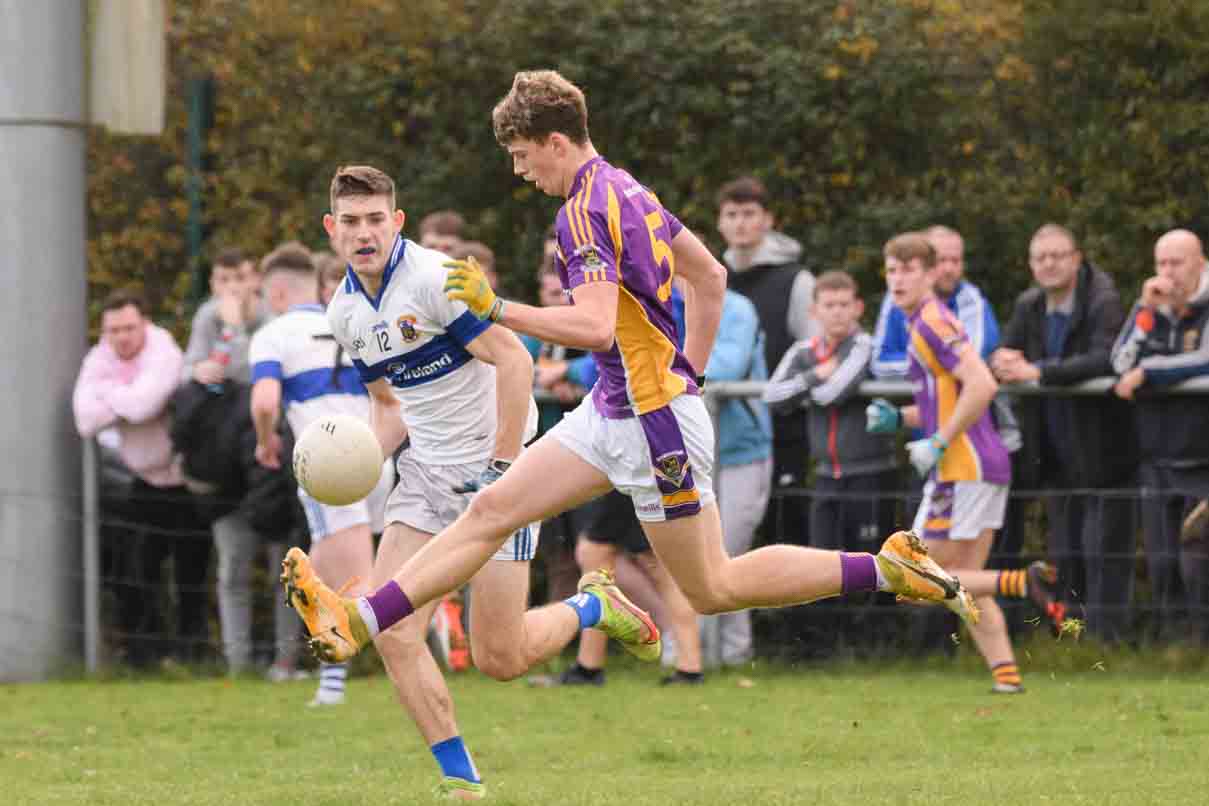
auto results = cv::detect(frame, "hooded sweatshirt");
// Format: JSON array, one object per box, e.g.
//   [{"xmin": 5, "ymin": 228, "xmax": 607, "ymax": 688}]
[{"xmin": 723, "ymin": 231, "xmax": 818, "ymax": 373}]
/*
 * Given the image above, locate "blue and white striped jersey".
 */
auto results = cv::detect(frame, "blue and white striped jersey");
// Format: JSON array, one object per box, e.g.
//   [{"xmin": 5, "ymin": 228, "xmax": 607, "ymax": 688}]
[
  {"xmin": 326, "ymin": 236, "xmax": 536, "ymax": 465},
  {"xmin": 249, "ymin": 303, "xmax": 369, "ymax": 436}
]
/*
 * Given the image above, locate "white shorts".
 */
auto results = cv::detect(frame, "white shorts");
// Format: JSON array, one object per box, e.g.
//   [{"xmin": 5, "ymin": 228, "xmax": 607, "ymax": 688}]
[
  {"xmin": 384, "ymin": 452, "xmax": 539, "ymax": 562},
  {"xmin": 912, "ymin": 479, "xmax": 1008, "ymax": 541},
  {"xmin": 547, "ymin": 393, "xmax": 716, "ymax": 523},
  {"xmin": 298, "ymin": 459, "xmax": 393, "ymax": 544}
]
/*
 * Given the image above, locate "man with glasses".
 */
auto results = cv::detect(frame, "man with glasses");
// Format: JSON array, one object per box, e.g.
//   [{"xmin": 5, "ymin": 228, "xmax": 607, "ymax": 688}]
[{"xmin": 991, "ymin": 224, "xmax": 1136, "ymax": 641}]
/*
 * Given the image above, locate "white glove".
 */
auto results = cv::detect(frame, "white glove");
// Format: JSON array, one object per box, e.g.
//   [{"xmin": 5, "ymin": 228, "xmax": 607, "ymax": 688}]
[{"xmin": 906, "ymin": 436, "xmax": 947, "ymax": 478}]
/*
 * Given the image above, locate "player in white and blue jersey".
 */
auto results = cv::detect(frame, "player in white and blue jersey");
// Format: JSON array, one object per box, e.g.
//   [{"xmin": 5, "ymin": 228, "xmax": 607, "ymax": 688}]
[
  {"xmin": 248, "ymin": 242, "xmax": 391, "ymax": 706},
  {"xmin": 287, "ymin": 167, "xmax": 560, "ymax": 800}
]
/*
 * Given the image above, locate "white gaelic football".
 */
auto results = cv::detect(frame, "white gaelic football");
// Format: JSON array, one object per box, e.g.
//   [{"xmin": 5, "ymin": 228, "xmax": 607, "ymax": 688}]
[{"xmin": 293, "ymin": 414, "xmax": 384, "ymax": 506}]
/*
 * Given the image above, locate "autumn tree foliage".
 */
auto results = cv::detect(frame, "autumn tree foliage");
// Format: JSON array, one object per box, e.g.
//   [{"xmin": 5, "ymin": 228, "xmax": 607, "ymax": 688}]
[{"xmin": 87, "ymin": 0, "xmax": 1209, "ymax": 331}]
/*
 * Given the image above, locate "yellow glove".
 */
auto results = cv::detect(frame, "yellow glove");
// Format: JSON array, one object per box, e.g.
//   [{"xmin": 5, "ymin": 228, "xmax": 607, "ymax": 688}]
[{"xmin": 443, "ymin": 257, "xmax": 503, "ymax": 321}]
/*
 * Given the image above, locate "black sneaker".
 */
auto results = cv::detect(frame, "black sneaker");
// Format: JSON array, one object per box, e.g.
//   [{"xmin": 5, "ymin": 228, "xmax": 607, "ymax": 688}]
[
  {"xmin": 557, "ymin": 664, "xmax": 606, "ymax": 686},
  {"xmin": 660, "ymin": 670, "xmax": 705, "ymax": 686}
]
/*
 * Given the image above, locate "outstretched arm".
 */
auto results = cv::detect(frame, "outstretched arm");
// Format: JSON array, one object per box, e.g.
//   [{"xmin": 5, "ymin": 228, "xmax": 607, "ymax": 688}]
[{"xmin": 496, "ymin": 282, "xmax": 620, "ymax": 353}]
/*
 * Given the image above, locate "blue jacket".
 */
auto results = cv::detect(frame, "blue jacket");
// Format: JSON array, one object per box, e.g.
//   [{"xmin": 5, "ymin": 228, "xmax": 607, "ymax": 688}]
[
  {"xmin": 871, "ymin": 280, "xmax": 1000, "ymax": 378},
  {"xmin": 705, "ymin": 291, "xmax": 773, "ymax": 467}
]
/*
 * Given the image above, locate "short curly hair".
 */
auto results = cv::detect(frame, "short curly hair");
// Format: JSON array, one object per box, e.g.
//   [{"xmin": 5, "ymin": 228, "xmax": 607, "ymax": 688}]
[{"xmin": 492, "ymin": 70, "xmax": 589, "ymax": 146}]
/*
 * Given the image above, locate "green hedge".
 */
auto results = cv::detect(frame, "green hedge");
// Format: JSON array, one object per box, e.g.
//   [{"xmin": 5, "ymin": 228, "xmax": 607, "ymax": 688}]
[{"xmin": 87, "ymin": 0, "xmax": 1209, "ymax": 336}]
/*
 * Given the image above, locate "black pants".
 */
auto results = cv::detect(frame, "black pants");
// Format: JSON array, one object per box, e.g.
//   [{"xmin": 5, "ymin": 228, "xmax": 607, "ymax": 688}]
[
  {"xmin": 763, "ymin": 427, "xmax": 810, "ymax": 545},
  {"xmin": 1045, "ymin": 491, "xmax": 1136, "ymax": 643},
  {"xmin": 808, "ymin": 470, "xmax": 899, "ymax": 552},
  {"xmin": 1139, "ymin": 463, "xmax": 1209, "ymax": 641},
  {"xmin": 121, "ymin": 480, "xmax": 212, "ymax": 664}
]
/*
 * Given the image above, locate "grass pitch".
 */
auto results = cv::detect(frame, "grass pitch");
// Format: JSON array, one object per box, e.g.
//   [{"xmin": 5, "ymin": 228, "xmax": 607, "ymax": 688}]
[{"xmin": 3, "ymin": 652, "xmax": 1207, "ymax": 806}]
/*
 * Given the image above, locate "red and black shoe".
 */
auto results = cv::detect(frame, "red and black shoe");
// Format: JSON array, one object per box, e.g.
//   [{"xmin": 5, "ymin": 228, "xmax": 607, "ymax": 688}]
[{"xmin": 1026, "ymin": 561, "xmax": 1065, "ymax": 634}]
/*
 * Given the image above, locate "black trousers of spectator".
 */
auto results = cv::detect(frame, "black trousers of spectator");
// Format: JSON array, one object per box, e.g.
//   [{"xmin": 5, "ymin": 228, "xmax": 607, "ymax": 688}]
[
  {"xmin": 1138, "ymin": 463, "xmax": 1209, "ymax": 642},
  {"xmin": 1180, "ymin": 534, "xmax": 1209, "ymax": 645},
  {"xmin": 1046, "ymin": 491, "xmax": 1135, "ymax": 643},
  {"xmin": 125, "ymin": 479, "xmax": 212, "ymax": 663},
  {"xmin": 808, "ymin": 470, "xmax": 899, "ymax": 552},
  {"xmin": 765, "ymin": 418, "xmax": 811, "ymax": 545}
]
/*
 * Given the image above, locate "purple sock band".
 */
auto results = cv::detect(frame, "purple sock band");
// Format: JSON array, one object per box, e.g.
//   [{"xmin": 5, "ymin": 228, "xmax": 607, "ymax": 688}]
[
  {"xmin": 840, "ymin": 553, "xmax": 878, "ymax": 594},
  {"xmin": 366, "ymin": 580, "xmax": 414, "ymax": 632}
]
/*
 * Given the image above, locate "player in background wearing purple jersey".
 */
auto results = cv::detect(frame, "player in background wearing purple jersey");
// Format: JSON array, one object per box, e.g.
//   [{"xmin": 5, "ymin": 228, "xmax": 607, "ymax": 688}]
[
  {"xmin": 281, "ymin": 71, "xmax": 980, "ymax": 707},
  {"xmin": 866, "ymin": 232, "xmax": 1030, "ymax": 693}
]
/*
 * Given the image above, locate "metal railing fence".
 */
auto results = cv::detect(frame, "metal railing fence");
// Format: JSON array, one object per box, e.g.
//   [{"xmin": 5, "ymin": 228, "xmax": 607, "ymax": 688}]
[{"xmin": 73, "ymin": 376, "xmax": 1209, "ymax": 671}]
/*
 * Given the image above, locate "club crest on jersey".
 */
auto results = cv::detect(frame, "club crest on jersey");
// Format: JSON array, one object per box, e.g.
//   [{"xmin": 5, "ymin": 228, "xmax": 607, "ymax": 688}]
[
  {"xmin": 653, "ymin": 451, "xmax": 689, "ymax": 487},
  {"xmin": 396, "ymin": 314, "xmax": 420, "ymax": 342},
  {"xmin": 575, "ymin": 244, "xmax": 606, "ymax": 272}
]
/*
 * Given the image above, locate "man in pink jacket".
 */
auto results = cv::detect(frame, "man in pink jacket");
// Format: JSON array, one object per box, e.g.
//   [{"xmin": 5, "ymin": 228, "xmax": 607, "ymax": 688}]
[{"xmin": 73, "ymin": 289, "xmax": 211, "ymax": 666}]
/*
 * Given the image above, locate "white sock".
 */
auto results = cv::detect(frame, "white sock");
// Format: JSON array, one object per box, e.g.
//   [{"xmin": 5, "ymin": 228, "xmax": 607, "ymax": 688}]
[
  {"xmin": 355, "ymin": 597, "xmax": 381, "ymax": 639},
  {"xmin": 318, "ymin": 663, "xmax": 348, "ymax": 697},
  {"xmin": 873, "ymin": 557, "xmax": 890, "ymax": 592}
]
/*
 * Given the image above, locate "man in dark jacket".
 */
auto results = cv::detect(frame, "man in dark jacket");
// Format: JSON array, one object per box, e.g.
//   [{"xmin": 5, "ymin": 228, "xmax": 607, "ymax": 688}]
[
  {"xmin": 991, "ymin": 223, "xmax": 1137, "ymax": 642},
  {"xmin": 1111, "ymin": 228, "xmax": 1209, "ymax": 642}
]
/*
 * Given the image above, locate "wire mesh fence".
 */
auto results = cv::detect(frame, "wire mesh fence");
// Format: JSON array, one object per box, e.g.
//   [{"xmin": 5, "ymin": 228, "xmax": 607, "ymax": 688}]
[{"xmin": 49, "ymin": 377, "xmax": 1209, "ymax": 672}]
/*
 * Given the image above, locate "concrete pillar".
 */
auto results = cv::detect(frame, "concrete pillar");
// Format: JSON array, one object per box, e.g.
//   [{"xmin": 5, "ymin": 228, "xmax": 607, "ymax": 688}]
[{"xmin": 0, "ymin": 0, "xmax": 87, "ymax": 681}]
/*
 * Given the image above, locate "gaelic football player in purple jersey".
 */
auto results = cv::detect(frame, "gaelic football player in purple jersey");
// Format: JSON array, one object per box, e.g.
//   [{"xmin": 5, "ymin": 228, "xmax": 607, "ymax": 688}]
[{"xmin": 282, "ymin": 72, "xmax": 980, "ymax": 721}]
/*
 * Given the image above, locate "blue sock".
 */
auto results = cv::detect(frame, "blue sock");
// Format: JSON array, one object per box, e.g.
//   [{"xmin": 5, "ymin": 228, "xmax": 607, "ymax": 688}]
[
  {"xmin": 563, "ymin": 591, "xmax": 602, "ymax": 630},
  {"xmin": 431, "ymin": 736, "xmax": 480, "ymax": 783}
]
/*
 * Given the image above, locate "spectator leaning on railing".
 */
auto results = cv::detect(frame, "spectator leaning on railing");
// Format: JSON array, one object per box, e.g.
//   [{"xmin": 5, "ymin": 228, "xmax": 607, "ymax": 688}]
[
  {"xmin": 765, "ymin": 270, "xmax": 897, "ymax": 554},
  {"xmin": 73, "ymin": 289, "xmax": 209, "ymax": 666},
  {"xmin": 991, "ymin": 223, "xmax": 1137, "ymax": 641},
  {"xmin": 1111, "ymin": 228, "xmax": 1209, "ymax": 643}
]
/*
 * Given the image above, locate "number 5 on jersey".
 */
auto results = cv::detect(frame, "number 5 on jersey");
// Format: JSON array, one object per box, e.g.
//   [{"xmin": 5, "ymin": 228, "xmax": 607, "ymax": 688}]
[{"xmin": 645, "ymin": 211, "xmax": 676, "ymax": 302}]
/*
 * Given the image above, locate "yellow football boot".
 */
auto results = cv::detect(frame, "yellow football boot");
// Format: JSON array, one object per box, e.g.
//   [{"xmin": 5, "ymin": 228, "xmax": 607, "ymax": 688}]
[
  {"xmin": 577, "ymin": 569, "xmax": 662, "ymax": 663},
  {"xmin": 280, "ymin": 547, "xmax": 368, "ymax": 663},
  {"xmin": 876, "ymin": 530, "xmax": 980, "ymax": 626}
]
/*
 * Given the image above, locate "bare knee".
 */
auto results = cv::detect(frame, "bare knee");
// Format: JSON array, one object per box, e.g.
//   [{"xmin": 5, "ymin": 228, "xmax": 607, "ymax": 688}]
[
  {"xmin": 683, "ymin": 583, "xmax": 735, "ymax": 616},
  {"xmin": 373, "ymin": 627, "xmax": 427, "ymax": 672},
  {"xmin": 470, "ymin": 642, "xmax": 528, "ymax": 681},
  {"xmin": 464, "ymin": 485, "xmax": 520, "ymax": 540},
  {"xmin": 575, "ymin": 539, "xmax": 615, "ymax": 572}
]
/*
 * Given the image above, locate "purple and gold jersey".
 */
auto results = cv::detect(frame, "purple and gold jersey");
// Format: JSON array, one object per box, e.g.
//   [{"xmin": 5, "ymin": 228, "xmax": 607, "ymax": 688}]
[
  {"xmin": 553, "ymin": 156, "xmax": 699, "ymax": 419},
  {"xmin": 907, "ymin": 298, "xmax": 1010, "ymax": 484}
]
